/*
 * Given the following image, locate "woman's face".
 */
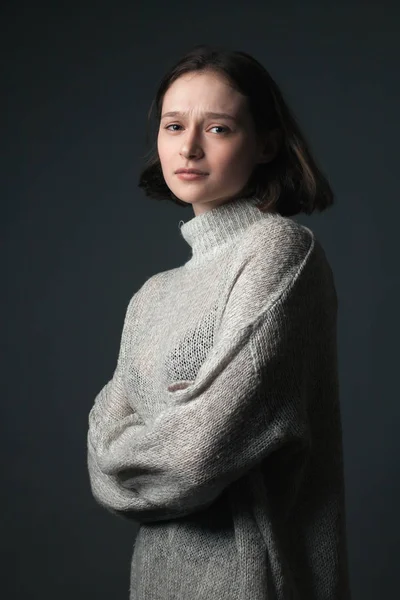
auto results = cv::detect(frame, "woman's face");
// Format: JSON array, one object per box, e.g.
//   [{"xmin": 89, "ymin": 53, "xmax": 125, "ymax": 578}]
[{"xmin": 157, "ymin": 70, "xmax": 272, "ymax": 216}]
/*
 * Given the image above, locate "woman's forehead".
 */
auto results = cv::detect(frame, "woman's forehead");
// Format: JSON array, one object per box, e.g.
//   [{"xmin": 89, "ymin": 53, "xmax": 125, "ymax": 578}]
[{"xmin": 162, "ymin": 73, "xmax": 246, "ymax": 115}]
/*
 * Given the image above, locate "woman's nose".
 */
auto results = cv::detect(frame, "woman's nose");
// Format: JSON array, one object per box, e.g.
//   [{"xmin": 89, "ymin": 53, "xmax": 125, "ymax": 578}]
[
  {"xmin": 180, "ymin": 146, "xmax": 203, "ymax": 159},
  {"xmin": 180, "ymin": 132, "xmax": 204, "ymax": 159}
]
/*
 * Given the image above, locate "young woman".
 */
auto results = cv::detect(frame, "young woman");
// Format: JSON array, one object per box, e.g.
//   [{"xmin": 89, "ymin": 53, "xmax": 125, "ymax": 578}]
[{"xmin": 87, "ymin": 44, "xmax": 352, "ymax": 600}]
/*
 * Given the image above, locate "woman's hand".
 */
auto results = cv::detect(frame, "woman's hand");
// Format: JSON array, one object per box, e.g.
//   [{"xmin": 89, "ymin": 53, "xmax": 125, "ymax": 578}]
[{"xmin": 167, "ymin": 380, "xmax": 194, "ymax": 393}]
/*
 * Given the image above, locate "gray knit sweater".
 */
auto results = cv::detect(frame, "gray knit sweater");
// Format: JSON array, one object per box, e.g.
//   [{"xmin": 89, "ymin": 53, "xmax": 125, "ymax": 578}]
[{"xmin": 87, "ymin": 196, "xmax": 352, "ymax": 599}]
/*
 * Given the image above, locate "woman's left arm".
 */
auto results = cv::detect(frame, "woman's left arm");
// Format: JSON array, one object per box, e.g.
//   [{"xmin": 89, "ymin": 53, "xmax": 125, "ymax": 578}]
[{"xmin": 87, "ymin": 233, "xmax": 333, "ymax": 524}]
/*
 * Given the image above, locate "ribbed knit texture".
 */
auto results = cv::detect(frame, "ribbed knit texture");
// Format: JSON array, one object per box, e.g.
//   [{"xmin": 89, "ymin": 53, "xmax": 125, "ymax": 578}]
[{"xmin": 87, "ymin": 196, "xmax": 352, "ymax": 599}]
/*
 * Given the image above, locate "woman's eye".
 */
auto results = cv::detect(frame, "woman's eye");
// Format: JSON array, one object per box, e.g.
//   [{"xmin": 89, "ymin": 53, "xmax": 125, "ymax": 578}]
[
  {"xmin": 164, "ymin": 124, "xmax": 229, "ymax": 134},
  {"xmin": 210, "ymin": 126, "xmax": 228, "ymax": 134},
  {"xmin": 165, "ymin": 124, "xmax": 182, "ymax": 131}
]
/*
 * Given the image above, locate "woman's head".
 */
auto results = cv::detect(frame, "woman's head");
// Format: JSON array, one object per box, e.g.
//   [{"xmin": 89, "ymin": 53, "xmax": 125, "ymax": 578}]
[
  {"xmin": 138, "ymin": 44, "xmax": 334, "ymax": 216},
  {"xmin": 157, "ymin": 69, "xmax": 279, "ymax": 216}
]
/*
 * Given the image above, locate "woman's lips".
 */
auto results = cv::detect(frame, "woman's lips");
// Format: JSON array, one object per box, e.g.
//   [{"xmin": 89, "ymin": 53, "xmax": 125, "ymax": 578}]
[{"xmin": 176, "ymin": 172, "xmax": 208, "ymax": 180}]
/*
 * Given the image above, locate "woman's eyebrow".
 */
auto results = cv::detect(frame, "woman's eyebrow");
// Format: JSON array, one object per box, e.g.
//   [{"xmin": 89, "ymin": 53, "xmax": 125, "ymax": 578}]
[{"xmin": 161, "ymin": 111, "xmax": 238, "ymax": 122}]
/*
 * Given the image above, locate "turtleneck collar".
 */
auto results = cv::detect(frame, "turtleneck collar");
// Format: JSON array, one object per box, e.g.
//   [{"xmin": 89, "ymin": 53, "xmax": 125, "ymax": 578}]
[{"xmin": 178, "ymin": 196, "xmax": 281, "ymax": 268}]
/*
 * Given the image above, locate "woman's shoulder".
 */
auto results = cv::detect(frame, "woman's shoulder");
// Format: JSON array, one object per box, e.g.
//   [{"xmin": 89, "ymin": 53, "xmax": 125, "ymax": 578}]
[
  {"xmin": 127, "ymin": 265, "xmax": 183, "ymax": 312},
  {"xmin": 132, "ymin": 268, "xmax": 176, "ymax": 300},
  {"xmin": 249, "ymin": 212, "xmax": 314, "ymax": 248},
  {"xmin": 238, "ymin": 214, "xmax": 316, "ymax": 272},
  {"xmin": 234, "ymin": 214, "xmax": 335, "ymax": 305}
]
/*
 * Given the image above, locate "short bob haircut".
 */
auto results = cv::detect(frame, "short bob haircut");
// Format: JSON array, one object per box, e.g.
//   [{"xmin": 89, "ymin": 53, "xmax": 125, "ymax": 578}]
[{"xmin": 138, "ymin": 44, "xmax": 334, "ymax": 217}]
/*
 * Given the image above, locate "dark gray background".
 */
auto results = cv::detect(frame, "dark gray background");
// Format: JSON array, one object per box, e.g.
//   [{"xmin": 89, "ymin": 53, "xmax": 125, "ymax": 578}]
[{"xmin": 3, "ymin": 1, "xmax": 399, "ymax": 598}]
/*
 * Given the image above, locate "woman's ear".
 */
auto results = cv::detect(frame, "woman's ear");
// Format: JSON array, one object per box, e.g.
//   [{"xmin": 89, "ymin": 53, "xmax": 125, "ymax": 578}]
[{"xmin": 257, "ymin": 128, "xmax": 282, "ymax": 164}]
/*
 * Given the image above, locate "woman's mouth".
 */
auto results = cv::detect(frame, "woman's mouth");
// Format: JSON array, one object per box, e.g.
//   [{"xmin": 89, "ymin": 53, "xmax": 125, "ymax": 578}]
[{"xmin": 176, "ymin": 172, "xmax": 208, "ymax": 181}]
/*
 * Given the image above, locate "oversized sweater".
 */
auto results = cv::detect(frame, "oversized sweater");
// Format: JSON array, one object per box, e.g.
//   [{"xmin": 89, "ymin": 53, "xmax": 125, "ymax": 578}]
[{"xmin": 87, "ymin": 195, "xmax": 352, "ymax": 600}]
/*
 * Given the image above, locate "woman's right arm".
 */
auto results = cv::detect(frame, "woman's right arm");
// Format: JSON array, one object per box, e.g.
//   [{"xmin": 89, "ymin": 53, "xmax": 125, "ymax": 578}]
[{"xmin": 87, "ymin": 285, "xmax": 149, "ymax": 521}]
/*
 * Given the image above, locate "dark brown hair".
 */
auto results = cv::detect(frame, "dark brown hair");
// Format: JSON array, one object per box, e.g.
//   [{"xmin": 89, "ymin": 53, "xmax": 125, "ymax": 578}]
[{"xmin": 138, "ymin": 44, "xmax": 334, "ymax": 217}]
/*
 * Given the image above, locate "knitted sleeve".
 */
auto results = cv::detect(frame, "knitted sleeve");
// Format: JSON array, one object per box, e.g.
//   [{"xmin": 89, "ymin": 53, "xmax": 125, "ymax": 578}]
[
  {"xmin": 87, "ymin": 234, "xmax": 332, "ymax": 524},
  {"xmin": 87, "ymin": 285, "xmax": 148, "ymax": 518}
]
